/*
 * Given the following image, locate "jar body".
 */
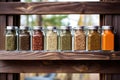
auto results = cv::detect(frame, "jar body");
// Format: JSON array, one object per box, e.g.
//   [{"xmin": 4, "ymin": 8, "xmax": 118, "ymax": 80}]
[
  {"xmin": 59, "ymin": 30, "xmax": 72, "ymax": 51},
  {"xmin": 74, "ymin": 30, "xmax": 86, "ymax": 50},
  {"xmin": 102, "ymin": 30, "xmax": 114, "ymax": 51},
  {"xmin": 19, "ymin": 30, "xmax": 30, "ymax": 50},
  {"xmin": 5, "ymin": 30, "xmax": 17, "ymax": 51},
  {"xmin": 87, "ymin": 30, "xmax": 101, "ymax": 50},
  {"xmin": 32, "ymin": 30, "xmax": 44, "ymax": 50},
  {"xmin": 45, "ymin": 30, "xmax": 58, "ymax": 51}
]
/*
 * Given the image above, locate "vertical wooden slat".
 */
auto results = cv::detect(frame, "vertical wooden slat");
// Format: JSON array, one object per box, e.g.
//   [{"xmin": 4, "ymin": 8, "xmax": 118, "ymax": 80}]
[
  {"xmin": 0, "ymin": 16, "xmax": 6, "ymax": 50},
  {"xmin": 6, "ymin": 0, "xmax": 20, "ymax": 79},
  {"xmin": 7, "ymin": 74, "xmax": 13, "ymax": 80},
  {"xmin": 0, "ymin": 0, "xmax": 7, "ymax": 79},
  {"xmin": 0, "ymin": 74, "xmax": 7, "ymax": 80},
  {"xmin": 100, "ymin": 0, "xmax": 120, "ymax": 80},
  {"xmin": 100, "ymin": 0, "xmax": 120, "ymax": 79}
]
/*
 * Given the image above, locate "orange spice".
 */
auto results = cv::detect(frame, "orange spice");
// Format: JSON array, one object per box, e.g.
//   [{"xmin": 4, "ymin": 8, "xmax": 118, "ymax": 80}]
[{"xmin": 102, "ymin": 26, "xmax": 114, "ymax": 51}]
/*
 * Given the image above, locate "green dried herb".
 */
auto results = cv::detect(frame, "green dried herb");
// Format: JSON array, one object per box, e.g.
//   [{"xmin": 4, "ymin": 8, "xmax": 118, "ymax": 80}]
[
  {"xmin": 59, "ymin": 30, "xmax": 72, "ymax": 50},
  {"xmin": 5, "ymin": 33, "xmax": 17, "ymax": 51}
]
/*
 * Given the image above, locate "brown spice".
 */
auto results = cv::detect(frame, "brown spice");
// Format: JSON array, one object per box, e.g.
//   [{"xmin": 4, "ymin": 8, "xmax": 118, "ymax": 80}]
[
  {"xmin": 87, "ymin": 27, "xmax": 101, "ymax": 50},
  {"xmin": 74, "ymin": 30, "xmax": 86, "ymax": 50},
  {"xmin": 19, "ymin": 35, "xmax": 30, "ymax": 50},
  {"xmin": 32, "ymin": 30, "xmax": 44, "ymax": 50}
]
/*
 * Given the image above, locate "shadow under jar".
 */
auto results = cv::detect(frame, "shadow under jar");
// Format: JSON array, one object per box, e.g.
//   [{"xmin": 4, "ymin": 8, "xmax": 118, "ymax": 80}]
[
  {"xmin": 87, "ymin": 26, "xmax": 101, "ymax": 51},
  {"xmin": 59, "ymin": 26, "xmax": 72, "ymax": 51},
  {"xmin": 74, "ymin": 26, "xmax": 86, "ymax": 51},
  {"xmin": 32, "ymin": 26, "xmax": 44, "ymax": 51},
  {"xmin": 19, "ymin": 26, "xmax": 30, "ymax": 51}
]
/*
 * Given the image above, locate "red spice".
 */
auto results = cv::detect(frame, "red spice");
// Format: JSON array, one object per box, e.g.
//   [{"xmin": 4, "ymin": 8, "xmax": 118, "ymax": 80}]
[{"xmin": 32, "ymin": 30, "xmax": 44, "ymax": 50}]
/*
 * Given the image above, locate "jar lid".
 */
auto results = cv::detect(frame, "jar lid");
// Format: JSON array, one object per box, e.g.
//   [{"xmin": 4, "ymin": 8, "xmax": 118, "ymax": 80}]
[
  {"xmin": 33, "ymin": 26, "xmax": 42, "ymax": 30},
  {"xmin": 87, "ymin": 26, "xmax": 99, "ymax": 30},
  {"xmin": 20, "ymin": 26, "xmax": 29, "ymax": 30},
  {"xmin": 6, "ymin": 26, "xmax": 15, "ymax": 30},
  {"xmin": 47, "ymin": 26, "xmax": 56, "ymax": 30},
  {"xmin": 61, "ymin": 26, "xmax": 72, "ymax": 30},
  {"xmin": 102, "ymin": 26, "xmax": 112, "ymax": 30}
]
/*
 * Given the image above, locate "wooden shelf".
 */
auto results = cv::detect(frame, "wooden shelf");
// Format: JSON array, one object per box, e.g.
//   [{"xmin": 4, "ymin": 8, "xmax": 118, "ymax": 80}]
[
  {"xmin": 0, "ymin": 2, "xmax": 120, "ymax": 14},
  {"xmin": 0, "ymin": 51, "xmax": 119, "ymax": 60}
]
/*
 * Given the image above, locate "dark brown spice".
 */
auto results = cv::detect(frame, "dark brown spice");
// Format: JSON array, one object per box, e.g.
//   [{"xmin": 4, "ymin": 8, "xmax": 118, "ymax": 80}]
[{"xmin": 19, "ymin": 26, "xmax": 30, "ymax": 50}]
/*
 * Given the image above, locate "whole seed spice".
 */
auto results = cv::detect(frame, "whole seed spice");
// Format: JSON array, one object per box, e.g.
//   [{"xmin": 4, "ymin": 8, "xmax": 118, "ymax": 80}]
[
  {"xmin": 46, "ymin": 27, "xmax": 58, "ymax": 51},
  {"xmin": 19, "ymin": 35, "xmax": 30, "ymax": 50},
  {"xmin": 87, "ymin": 26, "xmax": 101, "ymax": 50},
  {"xmin": 32, "ymin": 27, "xmax": 44, "ymax": 50},
  {"xmin": 19, "ymin": 26, "xmax": 30, "ymax": 50},
  {"xmin": 59, "ymin": 26, "xmax": 72, "ymax": 50},
  {"xmin": 5, "ymin": 26, "xmax": 17, "ymax": 51},
  {"xmin": 74, "ymin": 28, "xmax": 86, "ymax": 50}
]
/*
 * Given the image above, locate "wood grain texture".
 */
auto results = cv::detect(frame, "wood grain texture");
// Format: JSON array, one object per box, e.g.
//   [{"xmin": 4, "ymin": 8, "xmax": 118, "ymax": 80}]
[
  {"xmin": 0, "ymin": 60, "xmax": 120, "ymax": 73},
  {"xmin": 0, "ymin": 2, "xmax": 120, "ymax": 14},
  {"xmin": 0, "ymin": 51, "xmax": 113, "ymax": 60}
]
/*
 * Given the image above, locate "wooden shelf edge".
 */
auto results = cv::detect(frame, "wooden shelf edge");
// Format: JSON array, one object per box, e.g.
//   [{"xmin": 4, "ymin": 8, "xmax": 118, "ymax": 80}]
[
  {"xmin": 1, "ymin": 60, "xmax": 120, "ymax": 73},
  {"xmin": 0, "ymin": 51, "xmax": 117, "ymax": 60},
  {"xmin": 0, "ymin": 2, "xmax": 120, "ymax": 14}
]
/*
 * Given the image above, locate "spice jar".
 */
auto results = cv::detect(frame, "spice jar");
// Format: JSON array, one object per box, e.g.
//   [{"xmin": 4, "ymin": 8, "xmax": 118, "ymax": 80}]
[
  {"xmin": 19, "ymin": 26, "xmax": 30, "ymax": 50},
  {"xmin": 102, "ymin": 26, "xmax": 114, "ymax": 51},
  {"xmin": 5, "ymin": 26, "xmax": 17, "ymax": 51},
  {"xmin": 45, "ymin": 26, "xmax": 58, "ymax": 51},
  {"xmin": 74, "ymin": 26, "xmax": 86, "ymax": 51},
  {"xmin": 32, "ymin": 26, "xmax": 44, "ymax": 51},
  {"xmin": 87, "ymin": 26, "xmax": 101, "ymax": 51},
  {"xmin": 59, "ymin": 26, "xmax": 72, "ymax": 51}
]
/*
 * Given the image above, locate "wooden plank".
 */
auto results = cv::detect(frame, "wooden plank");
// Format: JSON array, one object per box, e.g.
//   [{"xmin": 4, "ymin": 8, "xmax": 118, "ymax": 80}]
[
  {"xmin": 0, "ymin": 2, "xmax": 120, "ymax": 14},
  {"xmin": 0, "ymin": 51, "xmax": 111, "ymax": 60},
  {"xmin": 0, "ymin": 60, "xmax": 120, "ymax": 73}
]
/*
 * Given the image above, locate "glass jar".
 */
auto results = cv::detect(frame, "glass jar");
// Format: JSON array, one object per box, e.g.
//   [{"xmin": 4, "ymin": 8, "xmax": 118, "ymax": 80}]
[
  {"xmin": 59, "ymin": 26, "xmax": 72, "ymax": 51},
  {"xmin": 102, "ymin": 26, "xmax": 114, "ymax": 51},
  {"xmin": 5, "ymin": 26, "xmax": 17, "ymax": 51},
  {"xmin": 45, "ymin": 26, "xmax": 58, "ymax": 51},
  {"xmin": 74, "ymin": 26, "xmax": 86, "ymax": 51},
  {"xmin": 87, "ymin": 26, "xmax": 101, "ymax": 51},
  {"xmin": 19, "ymin": 26, "xmax": 30, "ymax": 50},
  {"xmin": 32, "ymin": 26, "xmax": 44, "ymax": 51}
]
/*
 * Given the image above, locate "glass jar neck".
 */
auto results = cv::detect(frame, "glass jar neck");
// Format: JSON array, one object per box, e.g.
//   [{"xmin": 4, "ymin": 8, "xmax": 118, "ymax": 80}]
[
  {"xmin": 33, "ymin": 30, "xmax": 42, "ymax": 34},
  {"xmin": 7, "ymin": 30, "xmax": 15, "ymax": 34},
  {"xmin": 75, "ymin": 29, "xmax": 83, "ymax": 32},
  {"xmin": 89, "ymin": 29, "xmax": 98, "ymax": 33},
  {"xmin": 20, "ymin": 30, "xmax": 28, "ymax": 33},
  {"xmin": 103, "ymin": 29, "xmax": 112, "ymax": 33}
]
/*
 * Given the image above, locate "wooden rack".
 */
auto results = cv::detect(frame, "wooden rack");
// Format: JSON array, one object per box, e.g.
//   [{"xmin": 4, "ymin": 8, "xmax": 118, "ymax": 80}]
[{"xmin": 0, "ymin": 1, "xmax": 120, "ymax": 80}]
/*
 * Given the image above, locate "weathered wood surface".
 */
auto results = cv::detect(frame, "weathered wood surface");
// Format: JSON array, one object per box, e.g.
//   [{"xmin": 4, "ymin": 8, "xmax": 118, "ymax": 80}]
[
  {"xmin": 0, "ymin": 51, "xmax": 120, "ymax": 60},
  {"xmin": 0, "ymin": 51, "xmax": 113, "ymax": 60},
  {"xmin": 0, "ymin": 60, "xmax": 120, "ymax": 73},
  {"xmin": 0, "ymin": 2, "xmax": 120, "ymax": 14}
]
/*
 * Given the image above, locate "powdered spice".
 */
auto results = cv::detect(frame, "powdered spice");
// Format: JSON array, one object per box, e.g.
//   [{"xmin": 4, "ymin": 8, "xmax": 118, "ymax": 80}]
[{"xmin": 45, "ymin": 26, "xmax": 58, "ymax": 51}]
